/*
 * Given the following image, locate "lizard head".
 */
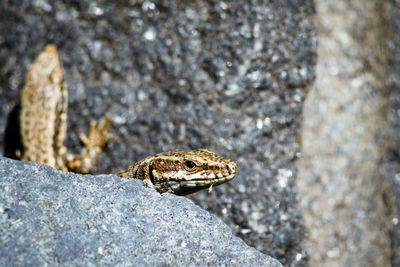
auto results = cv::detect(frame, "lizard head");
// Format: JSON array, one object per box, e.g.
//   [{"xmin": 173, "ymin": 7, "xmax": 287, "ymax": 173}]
[{"xmin": 149, "ymin": 148, "xmax": 237, "ymax": 195}]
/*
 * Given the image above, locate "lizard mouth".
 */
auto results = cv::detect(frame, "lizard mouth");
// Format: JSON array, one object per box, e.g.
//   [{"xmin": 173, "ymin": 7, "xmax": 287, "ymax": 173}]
[
  {"xmin": 177, "ymin": 173, "xmax": 236, "ymax": 187},
  {"xmin": 156, "ymin": 173, "xmax": 236, "ymax": 196}
]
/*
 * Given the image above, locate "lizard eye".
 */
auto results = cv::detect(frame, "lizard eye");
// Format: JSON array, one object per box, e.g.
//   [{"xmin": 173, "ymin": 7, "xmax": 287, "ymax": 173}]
[{"xmin": 183, "ymin": 160, "xmax": 196, "ymax": 171}]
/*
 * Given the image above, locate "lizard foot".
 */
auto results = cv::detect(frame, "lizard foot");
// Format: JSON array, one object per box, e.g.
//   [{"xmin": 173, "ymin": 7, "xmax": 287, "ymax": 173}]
[
  {"xmin": 80, "ymin": 116, "xmax": 113, "ymax": 149},
  {"xmin": 67, "ymin": 116, "xmax": 113, "ymax": 173}
]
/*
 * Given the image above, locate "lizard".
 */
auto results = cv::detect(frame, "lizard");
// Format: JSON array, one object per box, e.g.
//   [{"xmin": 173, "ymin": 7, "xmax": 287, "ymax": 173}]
[
  {"xmin": 19, "ymin": 44, "xmax": 112, "ymax": 173},
  {"xmin": 115, "ymin": 148, "xmax": 237, "ymax": 196},
  {"xmin": 19, "ymin": 44, "xmax": 237, "ymax": 195}
]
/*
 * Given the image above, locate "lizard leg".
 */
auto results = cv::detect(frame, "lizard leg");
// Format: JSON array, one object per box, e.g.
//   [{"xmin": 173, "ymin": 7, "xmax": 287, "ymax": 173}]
[{"xmin": 66, "ymin": 116, "xmax": 113, "ymax": 173}]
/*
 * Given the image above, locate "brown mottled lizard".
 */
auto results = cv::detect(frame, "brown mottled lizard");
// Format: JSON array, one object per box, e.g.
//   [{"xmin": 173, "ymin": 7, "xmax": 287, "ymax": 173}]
[
  {"xmin": 116, "ymin": 148, "xmax": 237, "ymax": 195},
  {"xmin": 19, "ymin": 44, "xmax": 237, "ymax": 195},
  {"xmin": 19, "ymin": 44, "xmax": 112, "ymax": 173}
]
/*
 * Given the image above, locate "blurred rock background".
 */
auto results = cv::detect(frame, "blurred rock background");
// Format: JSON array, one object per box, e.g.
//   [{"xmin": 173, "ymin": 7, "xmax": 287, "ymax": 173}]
[
  {"xmin": 298, "ymin": 1, "xmax": 396, "ymax": 266},
  {"xmin": 1, "ymin": 0, "xmax": 399, "ymax": 266}
]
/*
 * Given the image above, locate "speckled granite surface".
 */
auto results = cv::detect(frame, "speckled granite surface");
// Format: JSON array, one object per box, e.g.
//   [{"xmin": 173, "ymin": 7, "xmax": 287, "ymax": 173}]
[
  {"xmin": 0, "ymin": 157, "xmax": 282, "ymax": 266},
  {"xmin": 0, "ymin": 1, "xmax": 315, "ymax": 265}
]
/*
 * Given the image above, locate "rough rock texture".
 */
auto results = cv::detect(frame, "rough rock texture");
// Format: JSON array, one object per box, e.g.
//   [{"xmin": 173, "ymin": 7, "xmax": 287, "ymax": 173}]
[
  {"xmin": 0, "ymin": 1, "xmax": 315, "ymax": 265},
  {"xmin": 384, "ymin": 1, "xmax": 400, "ymax": 265},
  {"xmin": 0, "ymin": 157, "xmax": 282, "ymax": 266},
  {"xmin": 297, "ymin": 1, "xmax": 392, "ymax": 266}
]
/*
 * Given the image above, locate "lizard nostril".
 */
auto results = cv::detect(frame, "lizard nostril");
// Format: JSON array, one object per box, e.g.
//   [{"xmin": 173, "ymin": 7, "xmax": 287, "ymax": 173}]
[
  {"xmin": 225, "ymin": 162, "xmax": 238, "ymax": 174},
  {"xmin": 225, "ymin": 163, "xmax": 230, "ymax": 173},
  {"xmin": 225, "ymin": 161, "xmax": 237, "ymax": 174}
]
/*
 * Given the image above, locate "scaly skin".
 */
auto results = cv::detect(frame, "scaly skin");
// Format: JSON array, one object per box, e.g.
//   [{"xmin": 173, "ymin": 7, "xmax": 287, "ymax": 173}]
[
  {"xmin": 116, "ymin": 149, "xmax": 237, "ymax": 195},
  {"xmin": 19, "ymin": 44, "xmax": 112, "ymax": 173}
]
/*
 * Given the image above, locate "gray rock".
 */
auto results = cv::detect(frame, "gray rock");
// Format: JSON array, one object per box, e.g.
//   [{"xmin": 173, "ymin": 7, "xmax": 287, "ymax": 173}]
[{"xmin": 0, "ymin": 157, "xmax": 281, "ymax": 266}]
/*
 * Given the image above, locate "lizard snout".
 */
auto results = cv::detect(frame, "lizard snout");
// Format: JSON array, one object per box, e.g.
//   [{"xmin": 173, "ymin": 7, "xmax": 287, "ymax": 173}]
[{"xmin": 224, "ymin": 160, "xmax": 237, "ymax": 175}]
